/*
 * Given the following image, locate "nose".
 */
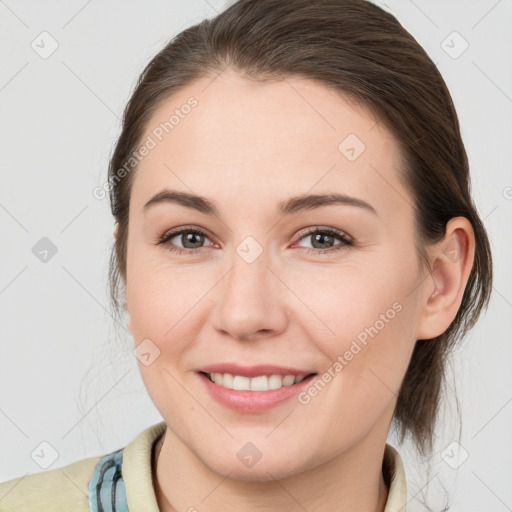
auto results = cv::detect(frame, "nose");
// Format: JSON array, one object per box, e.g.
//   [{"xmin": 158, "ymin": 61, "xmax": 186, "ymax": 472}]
[{"xmin": 210, "ymin": 244, "xmax": 288, "ymax": 342}]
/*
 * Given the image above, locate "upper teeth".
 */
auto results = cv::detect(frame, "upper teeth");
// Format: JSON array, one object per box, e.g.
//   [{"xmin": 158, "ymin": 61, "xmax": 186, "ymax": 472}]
[{"xmin": 208, "ymin": 373, "xmax": 307, "ymax": 391}]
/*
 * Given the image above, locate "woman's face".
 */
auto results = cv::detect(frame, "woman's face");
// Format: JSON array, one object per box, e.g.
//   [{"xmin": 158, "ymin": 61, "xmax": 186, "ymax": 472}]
[{"xmin": 125, "ymin": 69, "xmax": 426, "ymax": 480}]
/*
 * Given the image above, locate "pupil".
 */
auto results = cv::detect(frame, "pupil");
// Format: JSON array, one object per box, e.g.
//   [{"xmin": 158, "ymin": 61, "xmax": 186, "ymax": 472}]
[
  {"xmin": 184, "ymin": 233, "xmax": 203, "ymax": 248},
  {"xmin": 314, "ymin": 233, "xmax": 332, "ymax": 249}
]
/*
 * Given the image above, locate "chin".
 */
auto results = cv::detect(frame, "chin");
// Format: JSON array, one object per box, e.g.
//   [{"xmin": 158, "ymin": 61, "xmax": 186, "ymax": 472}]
[
  {"xmin": 201, "ymin": 447, "xmax": 308, "ymax": 483},
  {"xmin": 213, "ymin": 463, "xmax": 301, "ymax": 483}
]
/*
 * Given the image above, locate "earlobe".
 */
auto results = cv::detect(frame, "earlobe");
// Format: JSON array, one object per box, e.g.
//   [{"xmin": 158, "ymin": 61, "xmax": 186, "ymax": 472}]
[{"xmin": 416, "ymin": 217, "xmax": 475, "ymax": 340}]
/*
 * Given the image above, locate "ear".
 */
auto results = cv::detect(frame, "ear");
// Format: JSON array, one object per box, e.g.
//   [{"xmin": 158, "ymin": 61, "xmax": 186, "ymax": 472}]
[
  {"xmin": 416, "ymin": 217, "xmax": 475, "ymax": 340},
  {"xmin": 113, "ymin": 223, "xmax": 119, "ymax": 242}
]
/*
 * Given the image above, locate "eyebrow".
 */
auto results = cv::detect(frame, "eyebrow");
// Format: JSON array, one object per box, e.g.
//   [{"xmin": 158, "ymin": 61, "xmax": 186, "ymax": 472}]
[{"xmin": 143, "ymin": 189, "xmax": 378, "ymax": 217}]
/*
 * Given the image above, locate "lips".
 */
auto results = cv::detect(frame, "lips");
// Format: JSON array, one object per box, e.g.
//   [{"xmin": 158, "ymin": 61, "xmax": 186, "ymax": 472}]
[{"xmin": 196, "ymin": 363, "xmax": 318, "ymax": 412}]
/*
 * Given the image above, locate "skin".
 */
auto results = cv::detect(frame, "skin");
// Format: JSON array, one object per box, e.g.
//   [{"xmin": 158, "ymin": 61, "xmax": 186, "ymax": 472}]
[{"xmin": 119, "ymin": 68, "xmax": 475, "ymax": 512}]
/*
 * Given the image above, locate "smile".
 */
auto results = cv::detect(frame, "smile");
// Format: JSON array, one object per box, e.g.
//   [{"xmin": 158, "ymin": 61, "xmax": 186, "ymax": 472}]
[
  {"xmin": 204, "ymin": 372, "xmax": 312, "ymax": 391},
  {"xmin": 198, "ymin": 370, "xmax": 318, "ymax": 413}
]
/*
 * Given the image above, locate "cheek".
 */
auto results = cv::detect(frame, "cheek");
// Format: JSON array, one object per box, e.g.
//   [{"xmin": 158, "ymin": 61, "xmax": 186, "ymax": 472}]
[
  {"xmin": 125, "ymin": 255, "xmax": 212, "ymax": 421},
  {"xmin": 287, "ymin": 300, "xmax": 417, "ymax": 465},
  {"xmin": 125, "ymin": 231, "xmax": 208, "ymax": 336},
  {"xmin": 125, "ymin": 249, "xmax": 221, "ymax": 420},
  {"xmin": 289, "ymin": 257, "xmax": 414, "ymax": 342},
  {"xmin": 126, "ymin": 265, "xmax": 208, "ymax": 349},
  {"xmin": 290, "ymin": 254, "xmax": 419, "ymax": 400}
]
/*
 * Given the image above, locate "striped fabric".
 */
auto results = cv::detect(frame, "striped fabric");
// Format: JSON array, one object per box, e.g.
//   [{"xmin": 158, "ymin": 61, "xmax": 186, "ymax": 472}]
[{"xmin": 88, "ymin": 448, "xmax": 129, "ymax": 512}]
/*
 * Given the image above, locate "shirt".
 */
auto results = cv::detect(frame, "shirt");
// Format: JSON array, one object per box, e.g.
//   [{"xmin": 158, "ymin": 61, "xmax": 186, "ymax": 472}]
[{"xmin": 0, "ymin": 421, "xmax": 407, "ymax": 511}]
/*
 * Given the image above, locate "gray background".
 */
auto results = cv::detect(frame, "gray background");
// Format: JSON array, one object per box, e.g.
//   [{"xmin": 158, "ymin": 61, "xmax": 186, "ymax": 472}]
[{"xmin": 1, "ymin": 0, "xmax": 511, "ymax": 510}]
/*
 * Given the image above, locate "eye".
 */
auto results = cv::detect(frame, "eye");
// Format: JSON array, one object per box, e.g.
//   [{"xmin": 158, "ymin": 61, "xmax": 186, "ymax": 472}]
[
  {"xmin": 157, "ymin": 226, "xmax": 215, "ymax": 254},
  {"xmin": 294, "ymin": 226, "xmax": 353, "ymax": 255},
  {"xmin": 157, "ymin": 225, "xmax": 353, "ymax": 256}
]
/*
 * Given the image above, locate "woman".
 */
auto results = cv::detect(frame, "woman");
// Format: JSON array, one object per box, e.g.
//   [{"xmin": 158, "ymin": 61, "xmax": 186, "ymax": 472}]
[{"xmin": 0, "ymin": 0, "xmax": 493, "ymax": 510}]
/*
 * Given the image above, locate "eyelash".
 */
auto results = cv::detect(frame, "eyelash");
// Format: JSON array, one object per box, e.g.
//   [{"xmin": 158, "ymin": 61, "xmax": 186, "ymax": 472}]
[{"xmin": 157, "ymin": 226, "xmax": 354, "ymax": 256}]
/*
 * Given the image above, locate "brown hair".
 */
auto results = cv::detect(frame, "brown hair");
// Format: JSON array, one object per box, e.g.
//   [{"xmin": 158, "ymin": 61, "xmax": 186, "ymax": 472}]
[{"xmin": 107, "ymin": 0, "xmax": 492, "ymax": 458}]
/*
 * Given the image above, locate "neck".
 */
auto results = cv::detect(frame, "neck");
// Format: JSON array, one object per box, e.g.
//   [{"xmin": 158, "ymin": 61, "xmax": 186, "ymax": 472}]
[{"xmin": 152, "ymin": 430, "xmax": 390, "ymax": 512}]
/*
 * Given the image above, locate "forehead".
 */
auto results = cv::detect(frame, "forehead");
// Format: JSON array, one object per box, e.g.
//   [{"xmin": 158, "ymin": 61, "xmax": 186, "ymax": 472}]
[{"xmin": 130, "ymin": 68, "xmax": 410, "ymax": 220}]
